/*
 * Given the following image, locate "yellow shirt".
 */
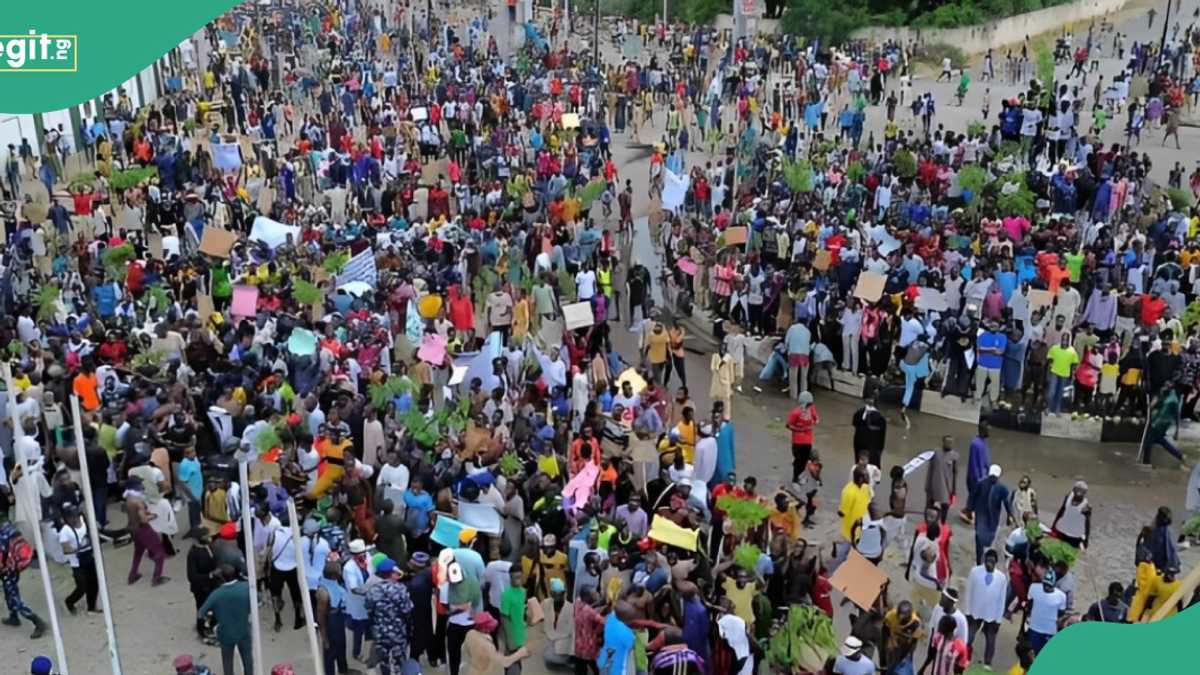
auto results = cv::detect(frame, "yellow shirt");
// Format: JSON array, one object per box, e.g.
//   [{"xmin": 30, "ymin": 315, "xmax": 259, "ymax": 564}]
[
  {"xmin": 1007, "ymin": 666, "xmax": 1025, "ymax": 675},
  {"xmin": 674, "ymin": 421, "xmax": 697, "ymax": 463},
  {"xmin": 838, "ymin": 482, "xmax": 871, "ymax": 542},
  {"xmin": 646, "ymin": 328, "xmax": 670, "ymax": 364},
  {"xmin": 722, "ymin": 577, "xmax": 756, "ymax": 630}
]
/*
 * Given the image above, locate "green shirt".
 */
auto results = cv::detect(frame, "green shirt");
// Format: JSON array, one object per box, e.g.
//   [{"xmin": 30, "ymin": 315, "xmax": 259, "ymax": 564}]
[
  {"xmin": 1047, "ymin": 345, "xmax": 1079, "ymax": 378},
  {"xmin": 198, "ymin": 580, "xmax": 251, "ymax": 645},
  {"xmin": 499, "ymin": 585, "xmax": 528, "ymax": 648},
  {"xmin": 532, "ymin": 283, "xmax": 556, "ymax": 314},
  {"xmin": 1065, "ymin": 252, "xmax": 1084, "ymax": 282},
  {"xmin": 98, "ymin": 424, "xmax": 119, "ymax": 458}
]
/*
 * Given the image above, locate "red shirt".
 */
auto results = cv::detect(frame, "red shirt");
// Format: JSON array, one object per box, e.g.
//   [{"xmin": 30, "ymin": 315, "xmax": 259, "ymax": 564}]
[
  {"xmin": 1140, "ymin": 294, "xmax": 1167, "ymax": 326},
  {"xmin": 786, "ymin": 404, "xmax": 819, "ymax": 445}
]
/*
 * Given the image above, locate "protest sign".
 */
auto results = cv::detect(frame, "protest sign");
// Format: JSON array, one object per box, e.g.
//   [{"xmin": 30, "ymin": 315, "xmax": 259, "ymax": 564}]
[
  {"xmin": 212, "ymin": 142, "xmax": 243, "ymax": 172},
  {"xmin": 1029, "ymin": 289, "xmax": 1057, "ymax": 309},
  {"xmin": 829, "ymin": 550, "xmax": 890, "ymax": 611},
  {"xmin": 163, "ymin": 236, "xmax": 180, "ymax": 258},
  {"xmin": 430, "ymin": 514, "xmax": 466, "ymax": 548},
  {"xmin": 249, "ymin": 216, "xmax": 301, "ymax": 250},
  {"xmin": 915, "ymin": 288, "xmax": 949, "ymax": 312},
  {"xmin": 287, "ymin": 328, "xmax": 318, "ymax": 357},
  {"xmin": 198, "ymin": 227, "xmax": 238, "ymax": 258},
  {"xmin": 853, "ymin": 272, "xmax": 886, "ymax": 303},
  {"xmin": 723, "ymin": 226, "xmax": 748, "ymax": 247},
  {"xmin": 457, "ymin": 502, "xmax": 503, "ymax": 535},
  {"xmin": 562, "ymin": 301, "xmax": 595, "ymax": 330},
  {"xmin": 230, "ymin": 285, "xmax": 258, "ymax": 316},
  {"xmin": 336, "ymin": 247, "xmax": 378, "ymax": 288},
  {"xmin": 647, "ymin": 516, "xmax": 699, "ymax": 552},
  {"xmin": 561, "ymin": 113, "xmax": 580, "ymax": 129},
  {"xmin": 196, "ymin": 294, "xmax": 214, "ymax": 324},
  {"xmin": 418, "ymin": 334, "xmax": 449, "ymax": 364},
  {"xmin": 676, "ymin": 257, "xmax": 698, "ymax": 275}
]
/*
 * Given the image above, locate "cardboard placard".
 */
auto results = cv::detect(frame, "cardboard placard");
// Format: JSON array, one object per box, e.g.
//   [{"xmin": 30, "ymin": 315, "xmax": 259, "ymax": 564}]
[
  {"xmin": 647, "ymin": 515, "xmax": 699, "ymax": 552},
  {"xmin": 148, "ymin": 231, "xmax": 164, "ymax": 260},
  {"xmin": 418, "ymin": 333, "xmax": 449, "ymax": 364},
  {"xmin": 1028, "ymin": 289, "xmax": 1057, "ymax": 309},
  {"xmin": 616, "ymin": 368, "xmax": 648, "ymax": 393},
  {"xmin": 199, "ymin": 227, "xmax": 238, "ymax": 258},
  {"xmin": 829, "ymin": 549, "xmax": 890, "ymax": 611},
  {"xmin": 853, "ymin": 272, "xmax": 886, "ymax": 303},
  {"xmin": 196, "ymin": 294, "xmax": 215, "ymax": 324},
  {"xmin": 561, "ymin": 113, "xmax": 580, "ymax": 129},
  {"xmin": 230, "ymin": 285, "xmax": 259, "ymax": 316},
  {"xmin": 813, "ymin": 250, "xmax": 832, "ymax": 271},
  {"xmin": 914, "ymin": 288, "xmax": 949, "ymax": 312},
  {"xmin": 723, "ymin": 226, "xmax": 748, "ymax": 247},
  {"xmin": 562, "ymin": 301, "xmax": 595, "ymax": 330}
]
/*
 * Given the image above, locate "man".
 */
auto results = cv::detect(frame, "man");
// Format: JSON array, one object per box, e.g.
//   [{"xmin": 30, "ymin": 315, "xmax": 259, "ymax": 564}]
[
  {"xmin": 126, "ymin": 477, "xmax": 169, "ymax": 586},
  {"xmin": 851, "ymin": 395, "xmax": 886, "ymax": 468},
  {"xmin": 972, "ymin": 465, "xmax": 1015, "ymax": 565},
  {"xmin": 365, "ymin": 557, "xmax": 415, "ymax": 675},
  {"xmin": 314, "ymin": 560, "xmax": 352, "ymax": 675},
  {"xmin": 1142, "ymin": 384, "xmax": 1187, "ymax": 468},
  {"xmin": 928, "ymin": 588, "xmax": 968, "ymax": 651},
  {"xmin": 1085, "ymin": 581, "xmax": 1129, "ymax": 622},
  {"xmin": 924, "ymin": 436, "xmax": 958, "ymax": 523},
  {"xmin": 838, "ymin": 468, "xmax": 871, "ymax": 543},
  {"xmin": 58, "ymin": 504, "xmax": 99, "ymax": 614},
  {"xmin": 198, "ymin": 564, "xmax": 253, "ymax": 675},
  {"xmin": 0, "ymin": 511, "xmax": 48, "ymax": 638},
  {"xmin": 960, "ymin": 422, "xmax": 991, "ymax": 525},
  {"xmin": 784, "ymin": 318, "xmax": 812, "ymax": 399},
  {"xmin": 541, "ymin": 578, "xmax": 575, "ymax": 669},
  {"xmin": 964, "ymin": 550, "xmax": 1008, "ymax": 668},
  {"xmin": 1026, "ymin": 569, "xmax": 1068, "ymax": 654},
  {"xmin": 975, "ymin": 321, "xmax": 1006, "ymax": 402},
  {"xmin": 831, "ymin": 635, "xmax": 876, "ymax": 674},
  {"xmin": 881, "ymin": 600, "xmax": 923, "ymax": 673}
]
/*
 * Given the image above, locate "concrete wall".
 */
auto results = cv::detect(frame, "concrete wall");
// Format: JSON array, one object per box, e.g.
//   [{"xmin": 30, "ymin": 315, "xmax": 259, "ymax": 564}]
[{"xmin": 849, "ymin": 0, "xmax": 1130, "ymax": 54}]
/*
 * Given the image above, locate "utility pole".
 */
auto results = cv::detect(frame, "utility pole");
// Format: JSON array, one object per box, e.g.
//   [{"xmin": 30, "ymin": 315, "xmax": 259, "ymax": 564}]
[{"xmin": 1155, "ymin": 0, "xmax": 1171, "ymax": 74}]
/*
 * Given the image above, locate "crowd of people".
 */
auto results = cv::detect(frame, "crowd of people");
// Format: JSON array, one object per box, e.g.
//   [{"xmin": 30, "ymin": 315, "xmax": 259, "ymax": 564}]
[{"xmin": 2, "ymin": 2, "xmax": 1200, "ymax": 675}]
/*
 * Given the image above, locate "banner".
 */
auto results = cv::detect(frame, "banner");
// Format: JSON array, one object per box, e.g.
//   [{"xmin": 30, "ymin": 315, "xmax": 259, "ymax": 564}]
[
  {"xmin": 336, "ymin": 248, "xmax": 378, "ymax": 288},
  {"xmin": 661, "ymin": 168, "xmax": 690, "ymax": 214},
  {"xmin": 212, "ymin": 142, "xmax": 243, "ymax": 172}
]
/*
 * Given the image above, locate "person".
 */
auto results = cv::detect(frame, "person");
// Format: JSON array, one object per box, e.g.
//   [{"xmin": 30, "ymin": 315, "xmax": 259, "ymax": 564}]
[
  {"xmin": 267, "ymin": 516, "xmax": 304, "ymax": 632},
  {"xmin": 917, "ymin": 615, "xmax": 969, "ymax": 675},
  {"xmin": 464, "ymin": 610, "xmax": 529, "ymax": 675},
  {"xmin": 0, "ymin": 515, "xmax": 47, "ymax": 639},
  {"xmin": 960, "ymin": 422, "xmax": 991, "ymax": 525},
  {"xmin": 838, "ymin": 467, "xmax": 872, "ymax": 543},
  {"xmin": 198, "ymin": 564, "xmax": 254, "ymax": 675},
  {"xmin": 314, "ymin": 560, "xmax": 354, "ymax": 675},
  {"xmin": 832, "ymin": 635, "xmax": 876, "ymax": 674},
  {"xmin": 57, "ymin": 504, "xmax": 99, "ymax": 615},
  {"xmin": 1084, "ymin": 581, "xmax": 1129, "ymax": 622},
  {"xmin": 1143, "ymin": 384, "xmax": 1187, "ymax": 467},
  {"xmin": 365, "ymin": 557, "xmax": 415, "ymax": 675},
  {"xmin": 786, "ymin": 391, "xmax": 819, "ymax": 484},
  {"xmin": 1025, "ymin": 569, "xmax": 1068, "ymax": 654},
  {"xmin": 498, "ymin": 566, "xmax": 529, "ymax": 669},
  {"xmin": 125, "ymin": 477, "xmax": 169, "ymax": 586},
  {"xmin": 1050, "ymin": 481, "xmax": 1092, "ymax": 549},
  {"xmin": 881, "ymin": 600, "xmax": 923, "ymax": 674},
  {"xmin": 851, "ymin": 395, "xmax": 887, "ymax": 468},
  {"xmin": 187, "ymin": 529, "xmax": 219, "ymax": 643},
  {"xmin": 1046, "ymin": 333, "xmax": 1079, "ymax": 414},
  {"xmin": 924, "ymin": 436, "xmax": 958, "ymax": 523},
  {"xmin": 972, "ymin": 465, "xmax": 1015, "ymax": 564},
  {"xmin": 963, "ymin": 550, "xmax": 1008, "ymax": 668},
  {"xmin": 541, "ymin": 577, "xmax": 575, "ymax": 669}
]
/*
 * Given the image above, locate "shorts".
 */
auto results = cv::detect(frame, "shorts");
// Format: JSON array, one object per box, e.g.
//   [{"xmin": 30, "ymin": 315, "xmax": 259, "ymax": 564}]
[{"xmin": 788, "ymin": 354, "xmax": 810, "ymax": 368}]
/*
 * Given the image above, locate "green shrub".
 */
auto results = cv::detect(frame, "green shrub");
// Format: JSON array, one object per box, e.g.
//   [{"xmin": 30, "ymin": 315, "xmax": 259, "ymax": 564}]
[
  {"xmin": 1167, "ymin": 187, "xmax": 1195, "ymax": 210},
  {"xmin": 892, "ymin": 149, "xmax": 917, "ymax": 179},
  {"xmin": 916, "ymin": 43, "xmax": 966, "ymax": 71}
]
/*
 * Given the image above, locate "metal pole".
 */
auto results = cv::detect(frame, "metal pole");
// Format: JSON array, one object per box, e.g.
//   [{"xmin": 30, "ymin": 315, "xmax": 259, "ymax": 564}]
[
  {"xmin": 1155, "ymin": 0, "xmax": 1171, "ymax": 74},
  {"xmin": 70, "ymin": 395, "xmax": 123, "ymax": 675},
  {"xmin": 239, "ymin": 460, "xmax": 265, "ymax": 675},
  {"xmin": 286, "ymin": 499, "xmax": 324, "ymax": 675},
  {"xmin": 592, "ymin": 0, "xmax": 599, "ymax": 66},
  {"xmin": 3, "ymin": 363, "xmax": 69, "ymax": 675}
]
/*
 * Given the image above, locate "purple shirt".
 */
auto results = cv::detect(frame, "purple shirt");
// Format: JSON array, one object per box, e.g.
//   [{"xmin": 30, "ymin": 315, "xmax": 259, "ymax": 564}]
[{"xmin": 967, "ymin": 436, "xmax": 991, "ymax": 485}]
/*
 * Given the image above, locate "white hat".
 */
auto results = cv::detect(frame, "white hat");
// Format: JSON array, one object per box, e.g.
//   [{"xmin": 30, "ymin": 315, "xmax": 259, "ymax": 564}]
[
  {"xmin": 348, "ymin": 539, "xmax": 368, "ymax": 554},
  {"xmin": 841, "ymin": 636, "xmax": 863, "ymax": 657},
  {"xmin": 988, "ymin": 464, "xmax": 1002, "ymax": 478}
]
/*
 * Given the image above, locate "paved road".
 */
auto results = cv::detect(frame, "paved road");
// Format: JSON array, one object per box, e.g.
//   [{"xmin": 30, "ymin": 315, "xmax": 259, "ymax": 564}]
[{"xmin": 3, "ymin": 2, "xmax": 1199, "ymax": 674}]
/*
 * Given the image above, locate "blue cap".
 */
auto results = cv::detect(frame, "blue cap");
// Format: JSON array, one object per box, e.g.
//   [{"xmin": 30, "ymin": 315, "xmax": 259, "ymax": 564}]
[
  {"xmin": 31, "ymin": 656, "xmax": 53, "ymax": 675},
  {"xmin": 376, "ymin": 558, "xmax": 397, "ymax": 575}
]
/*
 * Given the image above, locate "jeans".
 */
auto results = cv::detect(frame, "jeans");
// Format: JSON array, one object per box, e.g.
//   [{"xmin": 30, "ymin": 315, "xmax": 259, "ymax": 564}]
[
  {"xmin": 967, "ymin": 617, "xmax": 1000, "ymax": 665},
  {"xmin": 349, "ymin": 616, "xmax": 370, "ymax": 657},
  {"xmin": 841, "ymin": 333, "xmax": 860, "ymax": 372},
  {"xmin": 1047, "ymin": 373, "xmax": 1069, "ymax": 413},
  {"xmin": 759, "ymin": 352, "xmax": 787, "ymax": 383},
  {"xmin": 323, "ymin": 609, "xmax": 349, "ymax": 674},
  {"xmin": 220, "ymin": 636, "xmax": 254, "ymax": 675},
  {"xmin": 1142, "ymin": 432, "xmax": 1184, "ymax": 465}
]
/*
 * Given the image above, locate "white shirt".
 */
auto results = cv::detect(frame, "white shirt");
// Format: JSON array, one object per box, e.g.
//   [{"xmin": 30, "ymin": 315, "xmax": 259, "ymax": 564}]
[
  {"xmin": 58, "ymin": 523, "xmax": 91, "ymax": 568},
  {"xmin": 1020, "ymin": 109, "xmax": 1043, "ymax": 136},
  {"xmin": 378, "ymin": 463, "xmax": 411, "ymax": 496},
  {"xmin": 717, "ymin": 614, "xmax": 754, "ymax": 675},
  {"xmin": 270, "ymin": 526, "xmax": 298, "ymax": 572},
  {"xmin": 253, "ymin": 515, "xmax": 281, "ymax": 553},
  {"xmin": 301, "ymin": 535, "xmax": 331, "ymax": 588},
  {"xmin": 693, "ymin": 437, "xmax": 718, "ymax": 486},
  {"xmin": 575, "ymin": 270, "xmax": 597, "ymax": 299},
  {"xmin": 342, "ymin": 558, "xmax": 373, "ymax": 620},
  {"xmin": 928, "ymin": 606, "xmax": 969, "ymax": 644},
  {"xmin": 1027, "ymin": 584, "xmax": 1067, "ymax": 634},
  {"xmin": 965, "ymin": 564, "xmax": 1009, "ymax": 622},
  {"xmin": 484, "ymin": 560, "xmax": 513, "ymax": 608}
]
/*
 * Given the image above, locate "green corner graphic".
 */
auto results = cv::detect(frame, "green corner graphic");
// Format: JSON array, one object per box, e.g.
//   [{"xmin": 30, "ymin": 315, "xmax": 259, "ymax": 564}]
[{"xmin": 1031, "ymin": 604, "xmax": 1200, "ymax": 672}]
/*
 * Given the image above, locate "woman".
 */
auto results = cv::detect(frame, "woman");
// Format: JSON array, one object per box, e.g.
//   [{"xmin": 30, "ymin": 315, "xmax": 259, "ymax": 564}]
[
  {"xmin": 840, "ymin": 299, "xmax": 862, "ymax": 373},
  {"xmin": 58, "ymin": 505, "xmax": 98, "ymax": 615},
  {"xmin": 462, "ymin": 611, "xmax": 529, "ymax": 675}
]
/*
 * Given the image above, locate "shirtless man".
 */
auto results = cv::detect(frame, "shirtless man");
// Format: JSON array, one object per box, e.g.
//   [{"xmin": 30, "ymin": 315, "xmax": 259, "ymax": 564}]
[{"xmin": 125, "ymin": 478, "xmax": 169, "ymax": 586}]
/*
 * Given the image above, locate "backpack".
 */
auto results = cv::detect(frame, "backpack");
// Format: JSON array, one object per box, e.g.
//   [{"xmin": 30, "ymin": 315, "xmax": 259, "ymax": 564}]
[{"xmin": 1, "ymin": 528, "xmax": 34, "ymax": 574}]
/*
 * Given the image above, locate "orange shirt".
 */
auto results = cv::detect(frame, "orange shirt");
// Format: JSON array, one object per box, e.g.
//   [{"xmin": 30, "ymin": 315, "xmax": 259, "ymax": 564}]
[{"xmin": 73, "ymin": 373, "xmax": 101, "ymax": 411}]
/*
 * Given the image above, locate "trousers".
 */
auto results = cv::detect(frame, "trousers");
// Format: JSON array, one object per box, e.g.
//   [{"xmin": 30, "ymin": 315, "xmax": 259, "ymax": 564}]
[
  {"xmin": 220, "ymin": 636, "xmax": 254, "ymax": 675},
  {"xmin": 2, "ymin": 572, "xmax": 35, "ymax": 619},
  {"xmin": 323, "ymin": 609, "xmax": 349, "ymax": 674}
]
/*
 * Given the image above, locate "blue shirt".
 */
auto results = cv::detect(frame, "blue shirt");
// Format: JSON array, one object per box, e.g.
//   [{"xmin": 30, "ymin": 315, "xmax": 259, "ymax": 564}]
[
  {"xmin": 598, "ymin": 613, "xmax": 637, "ymax": 675},
  {"xmin": 91, "ymin": 285, "xmax": 117, "ymax": 317},
  {"xmin": 403, "ymin": 491, "xmax": 435, "ymax": 533},
  {"xmin": 977, "ymin": 330, "xmax": 1007, "ymax": 370},
  {"xmin": 784, "ymin": 322, "xmax": 812, "ymax": 356},
  {"xmin": 178, "ymin": 457, "xmax": 203, "ymax": 500}
]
